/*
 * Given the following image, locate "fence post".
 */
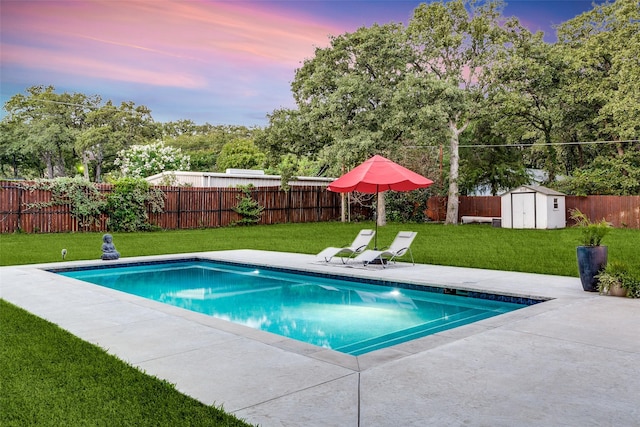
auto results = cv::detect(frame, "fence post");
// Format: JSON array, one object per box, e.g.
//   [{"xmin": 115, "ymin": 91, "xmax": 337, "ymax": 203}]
[
  {"xmin": 218, "ymin": 189, "xmax": 222, "ymax": 226},
  {"xmin": 177, "ymin": 187, "xmax": 182, "ymax": 229},
  {"xmin": 17, "ymin": 184, "xmax": 23, "ymax": 232}
]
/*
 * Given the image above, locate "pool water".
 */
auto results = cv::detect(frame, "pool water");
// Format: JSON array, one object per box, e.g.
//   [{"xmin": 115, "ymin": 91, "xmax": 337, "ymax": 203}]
[{"xmin": 57, "ymin": 260, "xmax": 528, "ymax": 355}]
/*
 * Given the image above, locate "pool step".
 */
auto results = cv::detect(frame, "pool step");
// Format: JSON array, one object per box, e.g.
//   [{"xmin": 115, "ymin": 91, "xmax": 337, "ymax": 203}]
[{"xmin": 334, "ymin": 309, "xmax": 495, "ymax": 355}]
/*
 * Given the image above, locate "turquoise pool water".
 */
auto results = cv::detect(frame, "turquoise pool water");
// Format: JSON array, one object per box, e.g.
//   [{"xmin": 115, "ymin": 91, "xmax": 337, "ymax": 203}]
[{"xmin": 56, "ymin": 260, "xmax": 529, "ymax": 355}]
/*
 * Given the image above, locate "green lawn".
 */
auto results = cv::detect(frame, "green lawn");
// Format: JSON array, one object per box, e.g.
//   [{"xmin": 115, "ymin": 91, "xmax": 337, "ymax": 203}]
[
  {"xmin": 2, "ymin": 221, "xmax": 639, "ymax": 276},
  {"xmin": 0, "ymin": 299, "xmax": 253, "ymax": 427},
  {"xmin": 1, "ymin": 222, "xmax": 639, "ymax": 426}
]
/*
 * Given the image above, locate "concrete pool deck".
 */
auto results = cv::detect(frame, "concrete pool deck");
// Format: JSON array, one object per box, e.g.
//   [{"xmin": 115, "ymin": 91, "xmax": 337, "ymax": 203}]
[{"xmin": 1, "ymin": 249, "xmax": 638, "ymax": 426}]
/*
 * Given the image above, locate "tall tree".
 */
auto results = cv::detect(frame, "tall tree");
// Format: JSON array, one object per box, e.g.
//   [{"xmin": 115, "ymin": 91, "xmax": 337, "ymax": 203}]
[
  {"xmin": 0, "ymin": 119, "xmax": 40, "ymax": 178},
  {"xmin": 216, "ymin": 139, "xmax": 265, "ymax": 171},
  {"xmin": 77, "ymin": 101, "xmax": 156, "ymax": 182},
  {"xmin": 290, "ymin": 23, "xmax": 429, "ymax": 225},
  {"xmin": 76, "ymin": 98, "xmax": 109, "ymax": 181},
  {"xmin": 459, "ymin": 118, "xmax": 530, "ymax": 195},
  {"xmin": 407, "ymin": 0, "xmax": 508, "ymax": 224},
  {"xmin": 291, "ymin": 23, "xmax": 416, "ymax": 173},
  {"xmin": 555, "ymin": 150, "xmax": 640, "ymax": 196},
  {"xmin": 165, "ymin": 124, "xmax": 259, "ymax": 172},
  {"xmin": 556, "ymin": 0, "xmax": 640, "ymax": 155},
  {"xmin": 487, "ymin": 22, "xmax": 569, "ymax": 180},
  {"xmin": 255, "ymin": 108, "xmax": 330, "ymax": 171},
  {"xmin": 3, "ymin": 86, "xmax": 93, "ymax": 178}
]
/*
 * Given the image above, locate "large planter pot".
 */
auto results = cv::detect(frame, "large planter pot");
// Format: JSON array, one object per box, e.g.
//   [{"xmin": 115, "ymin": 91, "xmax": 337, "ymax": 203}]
[{"xmin": 577, "ymin": 245, "xmax": 608, "ymax": 292}]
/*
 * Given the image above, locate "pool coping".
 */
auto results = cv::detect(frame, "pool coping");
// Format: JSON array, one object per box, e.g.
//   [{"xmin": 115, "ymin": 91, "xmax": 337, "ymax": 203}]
[
  {"xmin": 48, "ymin": 255, "xmax": 547, "ymax": 356},
  {"xmin": 14, "ymin": 250, "xmax": 566, "ymax": 371},
  {"xmin": 3, "ymin": 249, "xmax": 638, "ymax": 426}
]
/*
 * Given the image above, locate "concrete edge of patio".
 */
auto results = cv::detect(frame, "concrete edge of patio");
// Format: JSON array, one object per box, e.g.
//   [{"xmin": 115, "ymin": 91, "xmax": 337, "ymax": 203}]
[{"xmin": 2, "ymin": 250, "xmax": 638, "ymax": 426}]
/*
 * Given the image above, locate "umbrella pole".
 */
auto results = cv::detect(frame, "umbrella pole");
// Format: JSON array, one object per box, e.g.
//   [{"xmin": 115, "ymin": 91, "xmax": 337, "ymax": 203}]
[{"xmin": 374, "ymin": 188, "xmax": 379, "ymax": 250}]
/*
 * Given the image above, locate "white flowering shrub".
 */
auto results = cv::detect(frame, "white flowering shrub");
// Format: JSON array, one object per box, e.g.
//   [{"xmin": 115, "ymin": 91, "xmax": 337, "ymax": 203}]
[{"xmin": 114, "ymin": 142, "xmax": 190, "ymax": 178}]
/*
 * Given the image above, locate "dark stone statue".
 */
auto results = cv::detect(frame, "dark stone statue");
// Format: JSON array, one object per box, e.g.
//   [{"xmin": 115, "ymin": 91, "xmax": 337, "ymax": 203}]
[{"xmin": 101, "ymin": 234, "xmax": 120, "ymax": 260}]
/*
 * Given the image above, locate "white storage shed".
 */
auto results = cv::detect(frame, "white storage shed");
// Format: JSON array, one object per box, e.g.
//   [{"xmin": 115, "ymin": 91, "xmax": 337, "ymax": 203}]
[{"xmin": 500, "ymin": 185, "xmax": 566, "ymax": 229}]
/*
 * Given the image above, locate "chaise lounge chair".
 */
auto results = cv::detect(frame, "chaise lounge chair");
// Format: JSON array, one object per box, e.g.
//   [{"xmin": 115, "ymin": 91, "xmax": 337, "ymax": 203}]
[
  {"xmin": 316, "ymin": 229, "xmax": 376, "ymax": 263},
  {"xmin": 353, "ymin": 231, "xmax": 417, "ymax": 268}
]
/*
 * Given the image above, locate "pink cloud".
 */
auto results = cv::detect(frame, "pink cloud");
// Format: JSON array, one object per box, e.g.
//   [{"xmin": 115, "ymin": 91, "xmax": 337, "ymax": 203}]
[
  {"xmin": 2, "ymin": 43, "xmax": 207, "ymax": 88},
  {"xmin": 1, "ymin": 0, "xmax": 339, "ymax": 89}
]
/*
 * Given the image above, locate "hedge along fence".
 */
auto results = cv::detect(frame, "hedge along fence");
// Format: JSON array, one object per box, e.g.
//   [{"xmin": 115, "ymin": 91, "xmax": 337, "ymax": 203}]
[{"xmin": 0, "ymin": 181, "xmax": 342, "ymax": 233}]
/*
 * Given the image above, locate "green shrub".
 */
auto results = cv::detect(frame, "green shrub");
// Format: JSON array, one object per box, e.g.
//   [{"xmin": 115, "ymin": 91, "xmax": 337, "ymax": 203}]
[
  {"xmin": 385, "ymin": 189, "xmax": 428, "ymax": 223},
  {"xmin": 622, "ymin": 271, "xmax": 640, "ymax": 298},
  {"xmin": 216, "ymin": 139, "xmax": 265, "ymax": 172},
  {"xmin": 106, "ymin": 178, "xmax": 165, "ymax": 232},
  {"xmin": 231, "ymin": 185, "xmax": 264, "ymax": 226},
  {"xmin": 114, "ymin": 141, "xmax": 190, "ymax": 178}
]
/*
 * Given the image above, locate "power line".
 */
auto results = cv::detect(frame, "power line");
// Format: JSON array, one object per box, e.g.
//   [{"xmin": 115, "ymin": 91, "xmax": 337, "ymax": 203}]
[
  {"xmin": 459, "ymin": 140, "xmax": 638, "ymax": 148},
  {"xmin": 408, "ymin": 140, "xmax": 638, "ymax": 149}
]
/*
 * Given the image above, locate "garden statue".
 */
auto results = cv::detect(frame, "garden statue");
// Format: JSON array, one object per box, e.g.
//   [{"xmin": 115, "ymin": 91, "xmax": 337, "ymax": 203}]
[{"xmin": 101, "ymin": 234, "xmax": 120, "ymax": 260}]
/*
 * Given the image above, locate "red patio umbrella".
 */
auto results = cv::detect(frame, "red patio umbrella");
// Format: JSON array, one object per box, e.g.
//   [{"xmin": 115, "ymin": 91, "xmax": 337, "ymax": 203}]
[{"xmin": 328, "ymin": 155, "xmax": 433, "ymax": 248}]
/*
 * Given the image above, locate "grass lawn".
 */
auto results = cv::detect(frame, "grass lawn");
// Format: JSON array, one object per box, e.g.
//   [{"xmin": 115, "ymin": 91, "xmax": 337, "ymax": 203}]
[
  {"xmin": 2, "ymin": 221, "xmax": 639, "ymax": 276},
  {"xmin": 0, "ymin": 299, "xmax": 253, "ymax": 427},
  {"xmin": 1, "ymin": 222, "xmax": 638, "ymax": 426}
]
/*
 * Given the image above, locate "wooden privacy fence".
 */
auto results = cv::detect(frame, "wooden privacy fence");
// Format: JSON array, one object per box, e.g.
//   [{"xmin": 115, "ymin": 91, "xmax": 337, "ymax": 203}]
[
  {"xmin": 1, "ymin": 180, "xmax": 638, "ymax": 232},
  {"xmin": 0, "ymin": 181, "xmax": 341, "ymax": 233},
  {"xmin": 150, "ymin": 185, "xmax": 341, "ymax": 230},
  {"xmin": 426, "ymin": 196, "xmax": 502, "ymax": 222},
  {"xmin": 565, "ymin": 195, "xmax": 640, "ymax": 228},
  {"xmin": 427, "ymin": 195, "xmax": 640, "ymax": 228}
]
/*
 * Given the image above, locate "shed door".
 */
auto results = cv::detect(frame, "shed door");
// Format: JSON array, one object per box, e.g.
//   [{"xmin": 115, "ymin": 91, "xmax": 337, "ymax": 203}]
[{"xmin": 511, "ymin": 193, "xmax": 536, "ymax": 228}]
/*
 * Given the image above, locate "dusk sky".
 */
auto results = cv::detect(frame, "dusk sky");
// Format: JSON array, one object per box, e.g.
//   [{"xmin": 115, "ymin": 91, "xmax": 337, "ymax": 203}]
[{"xmin": 1, "ymin": 0, "xmax": 604, "ymax": 127}]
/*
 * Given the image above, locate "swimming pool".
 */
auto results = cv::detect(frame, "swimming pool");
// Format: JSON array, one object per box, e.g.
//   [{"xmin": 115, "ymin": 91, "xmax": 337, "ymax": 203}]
[{"xmin": 54, "ymin": 259, "xmax": 538, "ymax": 355}]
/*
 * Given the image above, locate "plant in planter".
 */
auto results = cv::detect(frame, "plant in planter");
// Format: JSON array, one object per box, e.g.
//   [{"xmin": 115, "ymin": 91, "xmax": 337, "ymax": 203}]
[
  {"xmin": 596, "ymin": 261, "xmax": 628, "ymax": 297},
  {"xmin": 570, "ymin": 209, "xmax": 611, "ymax": 292},
  {"xmin": 597, "ymin": 262, "xmax": 640, "ymax": 298}
]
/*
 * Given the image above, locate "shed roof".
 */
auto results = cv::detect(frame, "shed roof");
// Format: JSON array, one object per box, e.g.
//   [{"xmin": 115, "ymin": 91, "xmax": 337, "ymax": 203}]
[{"xmin": 500, "ymin": 185, "xmax": 565, "ymax": 197}]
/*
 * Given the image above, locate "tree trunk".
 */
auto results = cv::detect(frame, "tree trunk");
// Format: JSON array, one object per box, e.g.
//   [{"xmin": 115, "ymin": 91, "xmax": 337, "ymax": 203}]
[
  {"xmin": 43, "ymin": 152, "xmax": 54, "ymax": 179},
  {"xmin": 377, "ymin": 191, "xmax": 386, "ymax": 226},
  {"xmin": 445, "ymin": 124, "xmax": 462, "ymax": 225},
  {"xmin": 53, "ymin": 156, "xmax": 66, "ymax": 178},
  {"xmin": 95, "ymin": 163, "xmax": 102, "ymax": 183},
  {"xmin": 52, "ymin": 143, "xmax": 66, "ymax": 178},
  {"xmin": 95, "ymin": 147, "xmax": 104, "ymax": 183},
  {"xmin": 81, "ymin": 151, "xmax": 90, "ymax": 181},
  {"xmin": 12, "ymin": 155, "xmax": 19, "ymax": 178}
]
